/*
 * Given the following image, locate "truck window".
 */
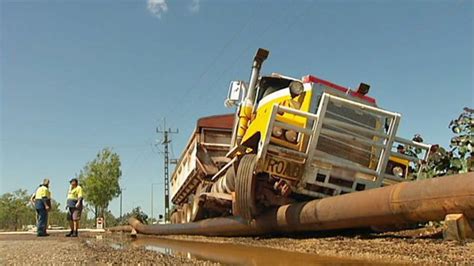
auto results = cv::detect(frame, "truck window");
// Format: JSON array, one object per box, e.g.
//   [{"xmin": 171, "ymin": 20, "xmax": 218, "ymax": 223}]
[{"xmin": 256, "ymin": 77, "xmax": 293, "ymax": 103}]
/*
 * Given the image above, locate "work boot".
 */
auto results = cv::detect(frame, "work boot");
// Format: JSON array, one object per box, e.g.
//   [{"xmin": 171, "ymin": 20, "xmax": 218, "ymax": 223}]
[
  {"xmin": 65, "ymin": 230, "xmax": 74, "ymax": 237},
  {"xmin": 71, "ymin": 230, "xmax": 78, "ymax": 237}
]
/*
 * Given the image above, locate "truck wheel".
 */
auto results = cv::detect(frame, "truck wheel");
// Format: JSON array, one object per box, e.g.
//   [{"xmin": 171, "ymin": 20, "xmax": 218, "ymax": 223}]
[
  {"xmin": 235, "ymin": 154, "xmax": 259, "ymax": 221},
  {"xmin": 191, "ymin": 183, "xmax": 205, "ymax": 222},
  {"xmin": 225, "ymin": 164, "xmax": 236, "ymax": 191},
  {"xmin": 170, "ymin": 212, "xmax": 177, "ymax": 224},
  {"xmin": 182, "ymin": 203, "xmax": 191, "ymax": 223},
  {"xmin": 176, "ymin": 210, "xmax": 183, "ymax": 224}
]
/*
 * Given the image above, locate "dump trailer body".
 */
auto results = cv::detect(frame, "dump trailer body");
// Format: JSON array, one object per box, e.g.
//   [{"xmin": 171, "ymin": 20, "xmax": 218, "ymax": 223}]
[{"xmin": 170, "ymin": 114, "xmax": 234, "ymax": 205}]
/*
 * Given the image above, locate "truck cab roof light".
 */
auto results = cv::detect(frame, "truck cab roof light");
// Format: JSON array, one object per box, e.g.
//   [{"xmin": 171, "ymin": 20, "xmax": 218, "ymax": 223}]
[
  {"xmin": 302, "ymin": 75, "xmax": 376, "ymax": 104},
  {"xmin": 357, "ymin": 83, "xmax": 370, "ymax": 95}
]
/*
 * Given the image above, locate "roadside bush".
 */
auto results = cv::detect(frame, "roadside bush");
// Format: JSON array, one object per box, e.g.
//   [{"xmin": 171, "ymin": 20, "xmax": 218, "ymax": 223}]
[
  {"xmin": 416, "ymin": 107, "xmax": 473, "ymax": 179},
  {"xmin": 0, "ymin": 190, "xmax": 35, "ymax": 231}
]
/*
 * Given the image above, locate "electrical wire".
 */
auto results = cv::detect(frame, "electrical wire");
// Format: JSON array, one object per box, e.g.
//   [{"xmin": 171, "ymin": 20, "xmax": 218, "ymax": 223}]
[{"xmin": 173, "ymin": 0, "xmax": 263, "ymax": 107}]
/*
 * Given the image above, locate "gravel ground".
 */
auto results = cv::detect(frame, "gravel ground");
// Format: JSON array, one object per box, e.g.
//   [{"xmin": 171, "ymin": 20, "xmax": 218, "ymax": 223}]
[
  {"xmin": 1, "ymin": 227, "xmax": 472, "ymax": 265},
  {"xmin": 162, "ymin": 227, "xmax": 474, "ymax": 264},
  {"xmin": 0, "ymin": 234, "xmax": 217, "ymax": 265}
]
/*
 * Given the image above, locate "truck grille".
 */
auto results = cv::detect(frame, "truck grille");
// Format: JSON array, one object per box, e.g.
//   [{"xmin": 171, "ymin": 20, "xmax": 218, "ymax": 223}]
[{"xmin": 316, "ymin": 102, "xmax": 379, "ymax": 168}]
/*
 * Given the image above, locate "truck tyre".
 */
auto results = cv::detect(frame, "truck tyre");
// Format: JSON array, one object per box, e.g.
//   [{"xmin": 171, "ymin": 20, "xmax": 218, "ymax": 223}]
[
  {"xmin": 235, "ymin": 154, "xmax": 259, "ymax": 221},
  {"xmin": 182, "ymin": 203, "xmax": 191, "ymax": 223},
  {"xmin": 191, "ymin": 183, "xmax": 205, "ymax": 222},
  {"xmin": 176, "ymin": 210, "xmax": 183, "ymax": 224},
  {"xmin": 170, "ymin": 212, "xmax": 178, "ymax": 224},
  {"xmin": 225, "ymin": 165, "xmax": 236, "ymax": 191}
]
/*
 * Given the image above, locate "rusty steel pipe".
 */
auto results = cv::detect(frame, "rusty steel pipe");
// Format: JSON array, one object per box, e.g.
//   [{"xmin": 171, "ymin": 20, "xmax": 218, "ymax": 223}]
[
  {"xmin": 130, "ymin": 173, "xmax": 474, "ymax": 236},
  {"xmin": 129, "ymin": 216, "xmax": 264, "ymax": 236},
  {"xmin": 107, "ymin": 225, "xmax": 133, "ymax": 232}
]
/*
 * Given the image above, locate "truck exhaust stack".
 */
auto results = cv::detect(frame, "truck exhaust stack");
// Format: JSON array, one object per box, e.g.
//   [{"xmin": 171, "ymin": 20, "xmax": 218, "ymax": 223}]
[{"xmin": 235, "ymin": 48, "xmax": 269, "ymax": 146}]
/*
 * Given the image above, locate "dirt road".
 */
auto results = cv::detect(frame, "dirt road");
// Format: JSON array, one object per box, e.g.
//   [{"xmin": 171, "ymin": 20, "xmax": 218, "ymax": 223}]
[
  {"xmin": 1, "ymin": 227, "xmax": 472, "ymax": 265},
  {"xmin": 0, "ymin": 234, "xmax": 216, "ymax": 265}
]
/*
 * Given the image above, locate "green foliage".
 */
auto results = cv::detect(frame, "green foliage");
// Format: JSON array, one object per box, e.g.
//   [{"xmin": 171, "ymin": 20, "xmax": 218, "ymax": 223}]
[
  {"xmin": 78, "ymin": 148, "xmax": 122, "ymax": 219},
  {"xmin": 449, "ymin": 107, "xmax": 473, "ymax": 166},
  {"xmin": 103, "ymin": 209, "xmax": 119, "ymax": 227},
  {"xmin": 64, "ymin": 202, "xmax": 119, "ymax": 228},
  {"xmin": 47, "ymin": 199, "xmax": 68, "ymax": 228},
  {"xmin": 417, "ymin": 107, "xmax": 473, "ymax": 178},
  {"xmin": 79, "ymin": 206, "xmax": 99, "ymax": 228},
  {"xmin": 0, "ymin": 190, "xmax": 35, "ymax": 230},
  {"xmin": 0, "ymin": 190, "xmax": 71, "ymax": 231},
  {"xmin": 118, "ymin": 206, "xmax": 149, "ymax": 225}
]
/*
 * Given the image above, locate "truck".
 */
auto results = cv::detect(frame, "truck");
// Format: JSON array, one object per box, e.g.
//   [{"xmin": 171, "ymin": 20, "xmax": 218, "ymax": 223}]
[{"xmin": 170, "ymin": 48, "xmax": 432, "ymax": 223}]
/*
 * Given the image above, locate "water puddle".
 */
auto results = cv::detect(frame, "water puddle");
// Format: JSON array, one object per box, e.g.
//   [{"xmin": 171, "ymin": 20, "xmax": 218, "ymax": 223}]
[{"xmin": 128, "ymin": 237, "xmax": 373, "ymax": 265}]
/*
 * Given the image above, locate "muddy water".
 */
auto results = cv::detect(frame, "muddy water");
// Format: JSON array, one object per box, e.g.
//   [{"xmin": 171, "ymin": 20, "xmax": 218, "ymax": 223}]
[{"xmin": 129, "ymin": 237, "xmax": 372, "ymax": 265}]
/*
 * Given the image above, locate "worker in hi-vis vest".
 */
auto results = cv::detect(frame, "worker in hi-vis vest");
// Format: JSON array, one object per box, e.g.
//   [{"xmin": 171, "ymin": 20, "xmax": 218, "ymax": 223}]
[
  {"xmin": 66, "ymin": 178, "xmax": 83, "ymax": 237},
  {"xmin": 30, "ymin": 178, "xmax": 51, "ymax": 237}
]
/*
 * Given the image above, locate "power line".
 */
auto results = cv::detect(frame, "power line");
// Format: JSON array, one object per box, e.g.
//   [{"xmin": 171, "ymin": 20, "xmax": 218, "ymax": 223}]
[
  {"xmin": 179, "ymin": 12, "xmax": 255, "ymax": 98},
  {"xmin": 178, "ymin": 0, "xmax": 261, "ymax": 99},
  {"xmin": 175, "ymin": 0, "xmax": 309, "ymax": 116},
  {"xmin": 169, "ymin": 1, "xmax": 263, "ymax": 118},
  {"xmin": 208, "ymin": 0, "xmax": 316, "ymax": 94}
]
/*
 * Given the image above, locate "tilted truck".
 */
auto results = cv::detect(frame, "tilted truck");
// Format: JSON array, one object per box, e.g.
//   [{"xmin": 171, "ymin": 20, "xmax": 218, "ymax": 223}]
[{"xmin": 170, "ymin": 48, "xmax": 432, "ymax": 223}]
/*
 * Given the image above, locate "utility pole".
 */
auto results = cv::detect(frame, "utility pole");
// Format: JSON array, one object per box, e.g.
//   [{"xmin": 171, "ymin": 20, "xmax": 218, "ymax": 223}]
[
  {"xmin": 119, "ymin": 189, "xmax": 123, "ymax": 219},
  {"xmin": 156, "ymin": 119, "xmax": 178, "ymax": 222},
  {"xmin": 150, "ymin": 185, "xmax": 153, "ymax": 223}
]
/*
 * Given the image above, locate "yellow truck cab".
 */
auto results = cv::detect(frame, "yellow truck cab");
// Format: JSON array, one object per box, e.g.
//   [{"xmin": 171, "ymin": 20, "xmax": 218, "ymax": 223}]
[{"xmin": 222, "ymin": 49, "xmax": 431, "ymax": 220}]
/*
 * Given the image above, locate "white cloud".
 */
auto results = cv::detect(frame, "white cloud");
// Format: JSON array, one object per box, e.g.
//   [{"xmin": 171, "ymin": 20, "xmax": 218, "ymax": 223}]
[
  {"xmin": 147, "ymin": 0, "xmax": 168, "ymax": 18},
  {"xmin": 188, "ymin": 0, "xmax": 200, "ymax": 13}
]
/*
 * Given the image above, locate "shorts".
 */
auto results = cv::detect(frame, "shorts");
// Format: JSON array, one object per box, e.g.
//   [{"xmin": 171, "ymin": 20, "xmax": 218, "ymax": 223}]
[{"xmin": 67, "ymin": 208, "xmax": 82, "ymax": 221}]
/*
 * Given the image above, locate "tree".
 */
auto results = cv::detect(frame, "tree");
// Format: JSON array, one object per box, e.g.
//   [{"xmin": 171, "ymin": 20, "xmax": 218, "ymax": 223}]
[
  {"xmin": 0, "ymin": 190, "xmax": 35, "ymax": 231},
  {"xmin": 448, "ymin": 107, "xmax": 473, "ymax": 172},
  {"xmin": 118, "ymin": 206, "xmax": 149, "ymax": 225},
  {"xmin": 80, "ymin": 207, "xmax": 97, "ymax": 228},
  {"xmin": 47, "ymin": 199, "xmax": 68, "ymax": 228},
  {"xmin": 103, "ymin": 210, "xmax": 119, "ymax": 227},
  {"xmin": 78, "ymin": 148, "xmax": 122, "ymax": 220},
  {"xmin": 417, "ymin": 107, "xmax": 473, "ymax": 178}
]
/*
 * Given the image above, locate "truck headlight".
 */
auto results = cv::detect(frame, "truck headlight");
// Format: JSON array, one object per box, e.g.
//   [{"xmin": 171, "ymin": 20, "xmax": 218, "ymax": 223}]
[
  {"xmin": 272, "ymin": 126, "xmax": 283, "ymax": 137},
  {"xmin": 284, "ymin": 130, "xmax": 298, "ymax": 143},
  {"xmin": 289, "ymin": 81, "xmax": 304, "ymax": 98},
  {"xmin": 392, "ymin": 166, "xmax": 404, "ymax": 177}
]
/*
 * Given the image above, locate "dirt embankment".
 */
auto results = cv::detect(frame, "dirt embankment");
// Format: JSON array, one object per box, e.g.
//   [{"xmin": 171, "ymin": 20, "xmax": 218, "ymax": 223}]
[{"xmin": 0, "ymin": 234, "xmax": 217, "ymax": 265}]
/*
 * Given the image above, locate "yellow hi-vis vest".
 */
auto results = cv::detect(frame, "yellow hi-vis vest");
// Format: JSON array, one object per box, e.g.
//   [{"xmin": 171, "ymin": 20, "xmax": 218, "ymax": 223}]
[
  {"xmin": 67, "ymin": 185, "xmax": 83, "ymax": 200},
  {"xmin": 35, "ymin": 185, "xmax": 51, "ymax": 199},
  {"xmin": 34, "ymin": 185, "xmax": 51, "ymax": 209},
  {"xmin": 67, "ymin": 185, "xmax": 84, "ymax": 208}
]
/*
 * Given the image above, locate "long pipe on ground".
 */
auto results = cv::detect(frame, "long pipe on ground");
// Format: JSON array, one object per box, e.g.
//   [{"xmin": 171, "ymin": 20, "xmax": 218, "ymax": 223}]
[
  {"xmin": 129, "ymin": 173, "xmax": 474, "ymax": 237},
  {"xmin": 107, "ymin": 225, "xmax": 133, "ymax": 232}
]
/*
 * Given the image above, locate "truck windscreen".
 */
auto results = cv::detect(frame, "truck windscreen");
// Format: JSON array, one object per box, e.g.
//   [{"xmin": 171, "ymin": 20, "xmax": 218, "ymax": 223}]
[{"xmin": 256, "ymin": 77, "xmax": 293, "ymax": 102}]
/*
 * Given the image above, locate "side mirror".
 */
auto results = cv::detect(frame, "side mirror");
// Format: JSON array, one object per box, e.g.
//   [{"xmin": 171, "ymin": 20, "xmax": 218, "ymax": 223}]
[{"xmin": 224, "ymin": 81, "xmax": 246, "ymax": 108}]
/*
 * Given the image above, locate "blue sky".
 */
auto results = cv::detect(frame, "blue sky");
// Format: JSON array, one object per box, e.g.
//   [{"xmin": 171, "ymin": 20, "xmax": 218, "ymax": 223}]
[{"xmin": 1, "ymin": 0, "xmax": 472, "ymax": 218}]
